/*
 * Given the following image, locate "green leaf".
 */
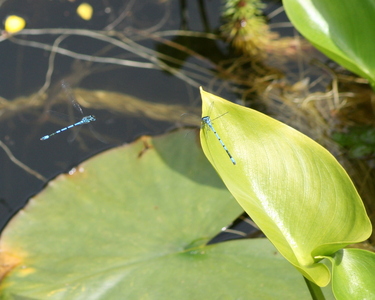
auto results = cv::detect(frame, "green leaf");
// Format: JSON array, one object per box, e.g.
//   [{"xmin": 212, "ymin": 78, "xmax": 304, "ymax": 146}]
[
  {"xmin": 283, "ymin": 0, "xmax": 375, "ymax": 86},
  {"xmin": 200, "ymin": 88, "xmax": 372, "ymax": 287},
  {"xmin": 0, "ymin": 130, "xmax": 312, "ymax": 299},
  {"xmin": 322, "ymin": 249, "xmax": 375, "ymax": 299}
]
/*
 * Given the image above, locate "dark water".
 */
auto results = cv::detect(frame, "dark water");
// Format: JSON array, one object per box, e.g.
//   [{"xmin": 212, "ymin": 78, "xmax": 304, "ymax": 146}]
[{"xmin": 0, "ymin": 0, "xmax": 287, "ymax": 234}]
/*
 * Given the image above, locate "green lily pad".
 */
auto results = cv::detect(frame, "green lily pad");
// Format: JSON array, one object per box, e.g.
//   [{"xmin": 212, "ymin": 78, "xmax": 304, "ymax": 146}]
[{"xmin": 0, "ymin": 130, "xmax": 313, "ymax": 299}]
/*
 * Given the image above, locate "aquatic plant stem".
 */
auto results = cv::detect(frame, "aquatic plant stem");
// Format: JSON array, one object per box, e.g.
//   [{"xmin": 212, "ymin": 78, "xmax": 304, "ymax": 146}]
[{"xmin": 303, "ymin": 276, "xmax": 325, "ymax": 300}]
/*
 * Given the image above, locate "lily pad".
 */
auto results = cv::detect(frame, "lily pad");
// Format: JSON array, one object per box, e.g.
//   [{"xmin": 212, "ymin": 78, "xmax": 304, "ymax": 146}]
[{"xmin": 1, "ymin": 130, "xmax": 311, "ymax": 299}]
